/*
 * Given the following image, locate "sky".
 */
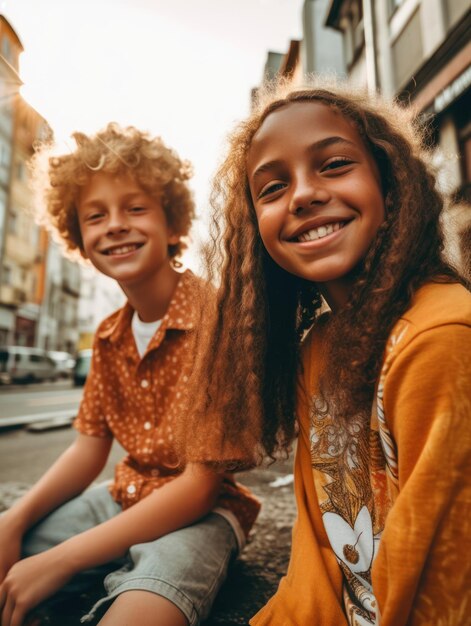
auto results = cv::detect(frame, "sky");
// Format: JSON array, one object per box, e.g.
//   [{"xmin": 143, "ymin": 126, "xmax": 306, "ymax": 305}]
[{"xmin": 2, "ymin": 0, "xmax": 304, "ymax": 237}]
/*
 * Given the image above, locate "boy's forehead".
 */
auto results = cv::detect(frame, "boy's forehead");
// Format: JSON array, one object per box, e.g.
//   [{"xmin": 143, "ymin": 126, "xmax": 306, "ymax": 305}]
[{"xmin": 76, "ymin": 171, "xmax": 156, "ymax": 213}]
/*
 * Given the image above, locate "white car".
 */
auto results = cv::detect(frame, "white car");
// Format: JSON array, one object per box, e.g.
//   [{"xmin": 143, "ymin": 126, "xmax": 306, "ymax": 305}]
[
  {"xmin": 0, "ymin": 346, "xmax": 58, "ymax": 384},
  {"xmin": 47, "ymin": 350, "xmax": 76, "ymax": 379}
]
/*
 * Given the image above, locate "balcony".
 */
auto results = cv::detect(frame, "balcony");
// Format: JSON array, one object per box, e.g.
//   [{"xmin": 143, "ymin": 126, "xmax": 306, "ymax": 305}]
[
  {"xmin": 4, "ymin": 233, "xmax": 37, "ymax": 265},
  {"xmin": 0, "ymin": 283, "xmax": 27, "ymax": 305}
]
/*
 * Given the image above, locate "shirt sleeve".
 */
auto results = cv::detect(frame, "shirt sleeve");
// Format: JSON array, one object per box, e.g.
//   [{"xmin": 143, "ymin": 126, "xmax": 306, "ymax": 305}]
[
  {"xmin": 372, "ymin": 322, "xmax": 471, "ymax": 626},
  {"xmin": 73, "ymin": 336, "xmax": 113, "ymax": 438}
]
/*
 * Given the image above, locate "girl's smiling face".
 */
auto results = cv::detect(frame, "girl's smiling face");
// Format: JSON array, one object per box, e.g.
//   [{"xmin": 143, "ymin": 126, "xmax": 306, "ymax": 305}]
[{"xmin": 247, "ymin": 101, "xmax": 385, "ymax": 309}]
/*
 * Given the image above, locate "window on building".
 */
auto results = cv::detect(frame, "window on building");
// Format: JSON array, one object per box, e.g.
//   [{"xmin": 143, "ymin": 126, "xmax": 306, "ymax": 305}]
[
  {"xmin": 391, "ymin": 7, "xmax": 424, "ymax": 89},
  {"xmin": 0, "ymin": 142, "xmax": 11, "ymax": 168},
  {"xmin": 389, "ymin": 0, "xmax": 406, "ymax": 15},
  {"xmin": 445, "ymin": 0, "xmax": 469, "ymax": 28},
  {"xmin": 1, "ymin": 37, "xmax": 11, "ymax": 62},
  {"xmin": 16, "ymin": 162, "xmax": 26, "ymax": 181},
  {"xmin": 340, "ymin": 0, "xmax": 364, "ymax": 68},
  {"xmin": 8, "ymin": 210, "xmax": 17, "ymax": 235},
  {"xmin": 2, "ymin": 265, "xmax": 11, "ymax": 284}
]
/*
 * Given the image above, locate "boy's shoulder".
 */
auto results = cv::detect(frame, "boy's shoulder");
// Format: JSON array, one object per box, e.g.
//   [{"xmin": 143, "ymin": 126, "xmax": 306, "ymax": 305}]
[{"xmin": 94, "ymin": 269, "xmax": 211, "ymax": 344}]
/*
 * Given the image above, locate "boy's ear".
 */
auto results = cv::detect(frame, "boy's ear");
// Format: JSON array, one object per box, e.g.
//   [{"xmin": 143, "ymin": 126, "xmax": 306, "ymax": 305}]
[{"xmin": 167, "ymin": 231, "xmax": 181, "ymax": 246}]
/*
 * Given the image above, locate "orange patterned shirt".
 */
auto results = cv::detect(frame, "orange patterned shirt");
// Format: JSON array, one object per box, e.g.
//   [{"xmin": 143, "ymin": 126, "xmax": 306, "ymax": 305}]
[{"xmin": 74, "ymin": 270, "xmax": 260, "ymax": 548}]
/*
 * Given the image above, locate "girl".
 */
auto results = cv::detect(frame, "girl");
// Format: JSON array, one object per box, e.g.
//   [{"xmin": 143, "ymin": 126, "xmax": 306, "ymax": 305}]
[{"xmin": 180, "ymin": 80, "xmax": 471, "ymax": 625}]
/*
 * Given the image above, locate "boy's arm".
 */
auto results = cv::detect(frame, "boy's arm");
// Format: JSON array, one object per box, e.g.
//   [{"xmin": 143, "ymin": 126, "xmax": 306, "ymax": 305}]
[
  {"xmin": 0, "ymin": 463, "xmax": 222, "ymax": 625},
  {"xmin": 0, "ymin": 433, "xmax": 112, "ymax": 579}
]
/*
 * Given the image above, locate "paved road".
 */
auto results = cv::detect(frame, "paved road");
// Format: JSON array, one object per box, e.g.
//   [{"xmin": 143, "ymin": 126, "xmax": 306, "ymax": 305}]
[
  {"xmin": 0, "ymin": 380, "xmax": 82, "ymax": 427},
  {"xmin": 0, "ymin": 425, "xmax": 124, "ymax": 486}
]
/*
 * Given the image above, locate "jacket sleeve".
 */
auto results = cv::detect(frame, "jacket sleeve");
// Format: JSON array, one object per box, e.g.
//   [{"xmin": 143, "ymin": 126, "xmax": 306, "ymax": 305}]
[{"xmin": 372, "ymin": 322, "xmax": 471, "ymax": 626}]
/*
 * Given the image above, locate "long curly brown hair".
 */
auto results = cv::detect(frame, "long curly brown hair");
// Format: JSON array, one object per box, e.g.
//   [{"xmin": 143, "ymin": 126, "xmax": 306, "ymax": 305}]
[
  {"xmin": 31, "ymin": 123, "xmax": 194, "ymax": 259},
  {"xmin": 180, "ymin": 78, "xmax": 460, "ymax": 469}
]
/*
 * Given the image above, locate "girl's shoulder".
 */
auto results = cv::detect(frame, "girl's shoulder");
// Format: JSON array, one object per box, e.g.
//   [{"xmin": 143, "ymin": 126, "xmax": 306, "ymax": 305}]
[
  {"xmin": 385, "ymin": 281, "xmax": 471, "ymax": 364},
  {"xmin": 399, "ymin": 281, "xmax": 471, "ymax": 331}
]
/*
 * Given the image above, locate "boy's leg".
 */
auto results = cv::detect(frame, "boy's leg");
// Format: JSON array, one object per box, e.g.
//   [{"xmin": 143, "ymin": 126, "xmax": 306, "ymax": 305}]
[
  {"xmin": 22, "ymin": 482, "xmax": 123, "ymax": 588},
  {"xmin": 97, "ymin": 591, "xmax": 188, "ymax": 626},
  {"xmin": 83, "ymin": 512, "xmax": 238, "ymax": 626},
  {"xmin": 23, "ymin": 482, "xmax": 120, "ymax": 555}
]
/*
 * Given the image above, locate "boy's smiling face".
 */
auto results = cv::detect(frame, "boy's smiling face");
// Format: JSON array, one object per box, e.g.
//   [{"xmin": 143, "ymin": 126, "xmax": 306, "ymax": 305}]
[{"xmin": 77, "ymin": 171, "xmax": 180, "ymax": 287}]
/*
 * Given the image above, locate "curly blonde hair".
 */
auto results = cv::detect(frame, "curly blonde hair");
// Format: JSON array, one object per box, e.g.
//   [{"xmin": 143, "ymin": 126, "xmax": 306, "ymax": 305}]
[
  {"xmin": 33, "ymin": 123, "xmax": 195, "ymax": 259},
  {"xmin": 179, "ymin": 76, "xmax": 462, "ymax": 467}
]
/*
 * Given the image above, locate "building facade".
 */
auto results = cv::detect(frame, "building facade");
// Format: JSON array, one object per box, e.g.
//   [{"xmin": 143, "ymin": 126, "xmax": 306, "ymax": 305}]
[
  {"xmin": 324, "ymin": 0, "xmax": 470, "ymax": 198},
  {"xmin": 0, "ymin": 14, "xmax": 83, "ymax": 350}
]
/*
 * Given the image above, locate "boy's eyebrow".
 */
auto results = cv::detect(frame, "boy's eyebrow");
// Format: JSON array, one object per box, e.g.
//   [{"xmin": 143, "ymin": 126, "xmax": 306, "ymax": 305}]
[
  {"xmin": 79, "ymin": 191, "xmax": 149, "ymax": 209},
  {"xmin": 250, "ymin": 136, "xmax": 356, "ymax": 181}
]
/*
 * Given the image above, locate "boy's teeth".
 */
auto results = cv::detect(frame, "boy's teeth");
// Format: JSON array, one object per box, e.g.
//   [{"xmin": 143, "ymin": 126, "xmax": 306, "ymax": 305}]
[
  {"xmin": 106, "ymin": 244, "xmax": 139, "ymax": 255},
  {"xmin": 298, "ymin": 222, "xmax": 342, "ymax": 242}
]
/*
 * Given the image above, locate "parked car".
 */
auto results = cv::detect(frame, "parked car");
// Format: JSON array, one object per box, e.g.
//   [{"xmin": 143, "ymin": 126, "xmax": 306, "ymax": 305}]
[
  {"xmin": 73, "ymin": 348, "xmax": 92, "ymax": 386},
  {"xmin": 0, "ymin": 346, "xmax": 57, "ymax": 384},
  {"xmin": 48, "ymin": 350, "xmax": 76, "ymax": 379}
]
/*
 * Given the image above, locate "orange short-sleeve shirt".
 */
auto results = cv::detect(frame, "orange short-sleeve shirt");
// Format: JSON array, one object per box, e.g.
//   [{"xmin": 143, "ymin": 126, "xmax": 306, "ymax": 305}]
[{"xmin": 74, "ymin": 270, "xmax": 260, "ymax": 545}]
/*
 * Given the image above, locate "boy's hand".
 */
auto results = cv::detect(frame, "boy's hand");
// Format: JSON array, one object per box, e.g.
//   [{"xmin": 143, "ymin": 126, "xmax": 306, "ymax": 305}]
[{"xmin": 0, "ymin": 549, "xmax": 74, "ymax": 626}]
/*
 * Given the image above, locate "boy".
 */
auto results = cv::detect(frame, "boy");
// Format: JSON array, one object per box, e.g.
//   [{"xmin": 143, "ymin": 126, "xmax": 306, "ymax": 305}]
[{"xmin": 0, "ymin": 124, "xmax": 260, "ymax": 626}]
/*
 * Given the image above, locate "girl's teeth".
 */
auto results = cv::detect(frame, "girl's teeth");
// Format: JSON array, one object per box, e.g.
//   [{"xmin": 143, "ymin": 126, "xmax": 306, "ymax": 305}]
[{"xmin": 298, "ymin": 222, "xmax": 342, "ymax": 242}]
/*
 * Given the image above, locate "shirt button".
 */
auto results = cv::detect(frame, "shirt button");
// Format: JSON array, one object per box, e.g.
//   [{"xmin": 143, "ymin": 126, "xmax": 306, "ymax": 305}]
[
  {"xmin": 144, "ymin": 421, "xmax": 152, "ymax": 430},
  {"xmin": 140, "ymin": 379, "xmax": 149, "ymax": 388},
  {"xmin": 127, "ymin": 484, "xmax": 136, "ymax": 495}
]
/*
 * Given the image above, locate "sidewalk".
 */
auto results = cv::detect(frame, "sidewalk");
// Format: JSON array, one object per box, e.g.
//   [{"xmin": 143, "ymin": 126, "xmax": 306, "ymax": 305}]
[{"xmin": 0, "ymin": 456, "xmax": 296, "ymax": 625}]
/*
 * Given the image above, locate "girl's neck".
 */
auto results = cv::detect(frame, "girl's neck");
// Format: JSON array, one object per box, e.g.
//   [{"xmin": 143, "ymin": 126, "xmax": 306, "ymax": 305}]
[
  {"xmin": 318, "ymin": 277, "xmax": 354, "ymax": 313},
  {"xmin": 120, "ymin": 262, "xmax": 181, "ymax": 322}
]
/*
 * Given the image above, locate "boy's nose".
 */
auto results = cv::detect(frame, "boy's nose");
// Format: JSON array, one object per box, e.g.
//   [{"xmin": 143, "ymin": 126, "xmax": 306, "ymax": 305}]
[
  {"xmin": 289, "ymin": 179, "xmax": 330, "ymax": 215},
  {"xmin": 107, "ymin": 212, "xmax": 130, "ymax": 234}
]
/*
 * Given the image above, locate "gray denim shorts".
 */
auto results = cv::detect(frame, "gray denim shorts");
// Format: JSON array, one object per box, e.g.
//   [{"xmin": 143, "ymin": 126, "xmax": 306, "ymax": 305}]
[{"xmin": 23, "ymin": 483, "xmax": 238, "ymax": 625}]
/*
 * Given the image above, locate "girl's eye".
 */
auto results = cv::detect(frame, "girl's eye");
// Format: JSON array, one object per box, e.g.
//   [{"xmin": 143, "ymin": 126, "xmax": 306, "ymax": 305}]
[
  {"xmin": 322, "ymin": 157, "xmax": 354, "ymax": 172},
  {"xmin": 258, "ymin": 182, "xmax": 286, "ymax": 199},
  {"xmin": 129, "ymin": 206, "xmax": 145, "ymax": 213}
]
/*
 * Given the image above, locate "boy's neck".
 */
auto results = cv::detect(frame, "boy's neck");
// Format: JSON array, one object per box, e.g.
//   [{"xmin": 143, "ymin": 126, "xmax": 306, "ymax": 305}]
[{"xmin": 119, "ymin": 263, "xmax": 181, "ymax": 322}]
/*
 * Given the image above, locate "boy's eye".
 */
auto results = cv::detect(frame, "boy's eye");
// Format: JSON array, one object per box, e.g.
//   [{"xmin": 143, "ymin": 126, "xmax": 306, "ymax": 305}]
[
  {"xmin": 86, "ymin": 212, "xmax": 104, "ymax": 222},
  {"xmin": 258, "ymin": 182, "xmax": 286, "ymax": 199},
  {"xmin": 322, "ymin": 157, "xmax": 354, "ymax": 172},
  {"xmin": 129, "ymin": 206, "xmax": 146, "ymax": 213}
]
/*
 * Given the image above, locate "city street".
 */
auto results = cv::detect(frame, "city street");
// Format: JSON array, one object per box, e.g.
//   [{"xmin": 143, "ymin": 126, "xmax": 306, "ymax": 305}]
[{"xmin": 0, "ymin": 379, "xmax": 82, "ymax": 428}]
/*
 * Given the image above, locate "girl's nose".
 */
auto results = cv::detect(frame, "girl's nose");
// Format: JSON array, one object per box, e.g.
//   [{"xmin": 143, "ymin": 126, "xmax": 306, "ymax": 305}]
[{"xmin": 289, "ymin": 178, "xmax": 330, "ymax": 215}]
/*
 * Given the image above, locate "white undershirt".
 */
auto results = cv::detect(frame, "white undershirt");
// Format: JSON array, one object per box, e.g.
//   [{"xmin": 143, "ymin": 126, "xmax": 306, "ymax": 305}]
[{"xmin": 131, "ymin": 311, "xmax": 162, "ymax": 357}]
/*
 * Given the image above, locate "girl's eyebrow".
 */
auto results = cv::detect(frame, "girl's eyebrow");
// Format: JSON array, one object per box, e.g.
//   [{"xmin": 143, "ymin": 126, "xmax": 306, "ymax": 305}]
[{"xmin": 250, "ymin": 135, "xmax": 356, "ymax": 181}]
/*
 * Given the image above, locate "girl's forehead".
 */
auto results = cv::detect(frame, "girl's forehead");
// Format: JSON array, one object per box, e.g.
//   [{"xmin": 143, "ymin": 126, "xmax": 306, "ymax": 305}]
[{"xmin": 252, "ymin": 100, "xmax": 355, "ymax": 146}]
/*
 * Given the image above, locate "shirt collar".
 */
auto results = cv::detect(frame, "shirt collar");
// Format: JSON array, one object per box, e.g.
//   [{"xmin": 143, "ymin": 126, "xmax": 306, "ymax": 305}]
[{"xmin": 97, "ymin": 269, "xmax": 200, "ymax": 344}]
